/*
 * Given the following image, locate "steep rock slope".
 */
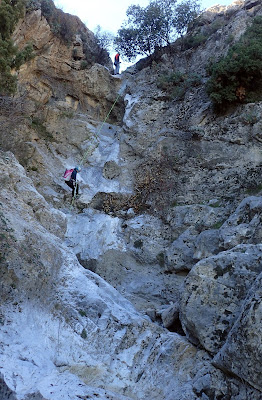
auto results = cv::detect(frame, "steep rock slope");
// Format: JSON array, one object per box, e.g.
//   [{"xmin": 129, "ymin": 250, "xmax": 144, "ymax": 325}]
[
  {"xmin": 3, "ymin": 150, "xmax": 255, "ymax": 400},
  {"xmin": 0, "ymin": 0, "xmax": 262, "ymax": 399}
]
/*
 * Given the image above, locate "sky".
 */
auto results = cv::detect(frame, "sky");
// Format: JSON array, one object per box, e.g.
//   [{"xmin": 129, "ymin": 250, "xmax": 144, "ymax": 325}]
[{"xmin": 54, "ymin": 0, "xmax": 235, "ymax": 70}]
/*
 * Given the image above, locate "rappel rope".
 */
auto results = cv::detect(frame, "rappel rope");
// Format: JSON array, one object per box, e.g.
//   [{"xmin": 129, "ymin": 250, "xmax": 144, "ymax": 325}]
[
  {"xmin": 79, "ymin": 93, "xmax": 121, "ymax": 168},
  {"xmin": 70, "ymin": 93, "xmax": 121, "ymax": 207}
]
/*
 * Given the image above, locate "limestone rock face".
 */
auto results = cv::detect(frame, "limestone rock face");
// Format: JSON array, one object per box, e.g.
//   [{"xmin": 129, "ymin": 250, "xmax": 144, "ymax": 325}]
[
  {"xmin": 213, "ymin": 273, "xmax": 262, "ymax": 391},
  {"xmin": 13, "ymin": 9, "xmax": 121, "ymax": 122},
  {"xmin": 219, "ymin": 196, "xmax": 262, "ymax": 249}
]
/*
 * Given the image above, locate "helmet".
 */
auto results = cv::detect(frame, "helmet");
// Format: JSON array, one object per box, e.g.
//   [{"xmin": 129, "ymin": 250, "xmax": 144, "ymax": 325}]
[{"xmin": 75, "ymin": 166, "xmax": 81, "ymax": 172}]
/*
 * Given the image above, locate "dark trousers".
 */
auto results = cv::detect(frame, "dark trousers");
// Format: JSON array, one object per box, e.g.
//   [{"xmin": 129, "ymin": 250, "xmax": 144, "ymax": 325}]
[
  {"xmin": 65, "ymin": 180, "xmax": 79, "ymax": 197},
  {"xmin": 114, "ymin": 62, "xmax": 120, "ymax": 74}
]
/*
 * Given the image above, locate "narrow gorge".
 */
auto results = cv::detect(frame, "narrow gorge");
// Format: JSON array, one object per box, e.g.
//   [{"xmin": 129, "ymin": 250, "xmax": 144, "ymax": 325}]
[{"xmin": 0, "ymin": 1, "xmax": 262, "ymax": 399}]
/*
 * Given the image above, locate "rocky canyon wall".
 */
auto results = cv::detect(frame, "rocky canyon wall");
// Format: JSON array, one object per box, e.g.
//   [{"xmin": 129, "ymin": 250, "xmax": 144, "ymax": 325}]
[{"xmin": 0, "ymin": 1, "xmax": 262, "ymax": 399}]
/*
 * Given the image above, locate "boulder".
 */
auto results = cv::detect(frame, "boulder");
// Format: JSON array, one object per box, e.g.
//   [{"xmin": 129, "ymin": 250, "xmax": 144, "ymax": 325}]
[
  {"xmin": 219, "ymin": 196, "xmax": 262, "ymax": 250},
  {"xmin": 0, "ymin": 374, "xmax": 17, "ymax": 400},
  {"xmin": 160, "ymin": 303, "xmax": 180, "ymax": 329},
  {"xmin": 180, "ymin": 244, "xmax": 262, "ymax": 354},
  {"xmin": 213, "ymin": 273, "xmax": 262, "ymax": 391}
]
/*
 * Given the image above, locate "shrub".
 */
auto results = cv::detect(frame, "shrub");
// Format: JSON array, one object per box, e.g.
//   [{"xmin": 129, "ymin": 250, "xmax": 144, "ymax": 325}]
[
  {"xmin": 157, "ymin": 70, "xmax": 184, "ymax": 90},
  {"xmin": 157, "ymin": 252, "xmax": 165, "ymax": 267},
  {"xmin": 0, "ymin": 0, "xmax": 26, "ymax": 94},
  {"xmin": 78, "ymin": 309, "xmax": 87, "ymax": 317},
  {"xmin": 246, "ymin": 184, "xmax": 262, "ymax": 195},
  {"xmin": 203, "ymin": 18, "xmax": 225, "ymax": 37},
  {"xmin": 157, "ymin": 70, "xmax": 202, "ymax": 100},
  {"xmin": 26, "ymin": 0, "xmax": 41, "ymax": 12},
  {"xmin": 206, "ymin": 16, "xmax": 262, "ymax": 109},
  {"xmin": 12, "ymin": 43, "xmax": 34, "ymax": 69},
  {"xmin": 80, "ymin": 60, "xmax": 88, "ymax": 70},
  {"xmin": 31, "ymin": 117, "xmax": 54, "ymax": 141},
  {"xmin": 31, "ymin": 0, "xmax": 76, "ymax": 44},
  {"xmin": 0, "ymin": 0, "xmax": 25, "ymax": 40},
  {"xmin": 182, "ymin": 19, "xmax": 224, "ymax": 50},
  {"xmin": 212, "ymin": 220, "xmax": 225, "ymax": 229},
  {"xmin": 183, "ymin": 32, "xmax": 207, "ymax": 49},
  {"xmin": 0, "ymin": 38, "xmax": 17, "ymax": 94}
]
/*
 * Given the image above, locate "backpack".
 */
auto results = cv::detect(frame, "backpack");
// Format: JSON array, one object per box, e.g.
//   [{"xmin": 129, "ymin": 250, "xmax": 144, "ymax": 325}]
[{"xmin": 63, "ymin": 168, "xmax": 74, "ymax": 181}]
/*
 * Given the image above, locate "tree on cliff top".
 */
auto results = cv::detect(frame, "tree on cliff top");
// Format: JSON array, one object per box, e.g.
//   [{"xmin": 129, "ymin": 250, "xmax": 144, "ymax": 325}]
[{"xmin": 114, "ymin": 0, "xmax": 200, "ymax": 61}]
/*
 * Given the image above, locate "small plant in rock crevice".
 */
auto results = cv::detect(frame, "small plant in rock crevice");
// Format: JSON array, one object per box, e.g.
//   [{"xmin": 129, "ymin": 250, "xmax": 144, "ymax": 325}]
[
  {"xmin": 245, "ymin": 184, "xmax": 262, "ymax": 195},
  {"xmin": 79, "ymin": 309, "xmax": 87, "ymax": 317},
  {"xmin": 157, "ymin": 252, "xmax": 165, "ymax": 267},
  {"xmin": 134, "ymin": 239, "xmax": 143, "ymax": 249},
  {"xmin": 212, "ymin": 220, "xmax": 225, "ymax": 229},
  {"xmin": 81, "ymin": 328, "xmax": 87, "ymax": 339},
  {"xmin": 241, "ymin": 112, "xmax": 259, "ymax": 126},
  {"xmin": 31, "ymin": 117, "xmax": 55, "ymax": 142}
]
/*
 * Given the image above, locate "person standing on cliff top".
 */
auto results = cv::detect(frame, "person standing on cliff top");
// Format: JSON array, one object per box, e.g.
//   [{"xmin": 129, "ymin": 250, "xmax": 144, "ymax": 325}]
[{"xmin": 114, "ymin": 52, "xmax": 121, "ymax": 75}]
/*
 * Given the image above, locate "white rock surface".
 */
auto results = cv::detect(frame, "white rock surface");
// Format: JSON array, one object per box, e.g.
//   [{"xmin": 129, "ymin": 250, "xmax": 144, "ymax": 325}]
[{"xmin": 1, "ymin": 1, "xmax": 262, "ymax": 398}]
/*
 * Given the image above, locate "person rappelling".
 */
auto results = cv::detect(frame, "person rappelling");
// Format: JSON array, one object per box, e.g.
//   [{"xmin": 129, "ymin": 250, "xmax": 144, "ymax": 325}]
[{"xmin": 63, "ymin": 166, "xmax": 81, "ymax": 198}]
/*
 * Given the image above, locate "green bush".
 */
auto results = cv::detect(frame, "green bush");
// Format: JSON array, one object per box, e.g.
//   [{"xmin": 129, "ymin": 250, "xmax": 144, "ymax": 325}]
[
  {"xmin": 157, "ymin": 70, "xmax": 202, "ymax": 100},
  {"xmin": 40, "ymin": 0, "xmax": 53, "ymax": 18},
  {"xmin": 26, "ymin": 0, "xmax": 41, "ymax": 12},
  {"xmin": 80, "ymin": 60, "xmax": 88, "ymax": 70},
  {"xmin": 182, "ymin": 19, "xmax": 224, "ymax": 50},
  {"xmin": 0, "ymin": 70, "xmax": 17, "ymax": 95},
  {"xmin": 0, "ymin": 0, "xmax": 26, "ymax": 94},
  {"xmin": 246, "ymin": 184, "xmax": 262, "ymax": 195},
  {"xmin": 203, "ymin": 19, "xmax": 225, "ymax": 37},
  {"xmin": 33, "ymin": 0, "xmax": 76, "ymax": 44},
  {"xmin": 31, "ymin": 117, "xmax": 54, "ymax": 141},
  {"xmin": 206, "ymin": 16, "xmax": 262, "ymax": 109},
  {"xmin": 81, "ymin": 328, "xmax": 87, "ymax": 339},
  {"xmin": 0, "ymin": 0, "xmax": 25, "ymax": 40},
  {"xmin": 134, "ymin": 239, "xmax": 143, "ymax": 248},
  {"xmin": 157, "ymin": 71, "xmax": 184, "ymax": 90},
  {"xmin": 183, "ymin": 32, "xmax": 207, "ymax": 49},
  {"xmin": 12, "ymin": 43, "xmax": 34, "ymax": 69}
]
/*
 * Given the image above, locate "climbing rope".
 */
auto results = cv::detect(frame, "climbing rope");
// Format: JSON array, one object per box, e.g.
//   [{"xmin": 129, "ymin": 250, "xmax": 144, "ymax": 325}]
[
  {"xmin": 70, "ymin": 92, "xmax": 121, "ymax": 207},
  {"xmin": 79, "ymin": 93, "xmax": 121, "ymax": 168}
]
